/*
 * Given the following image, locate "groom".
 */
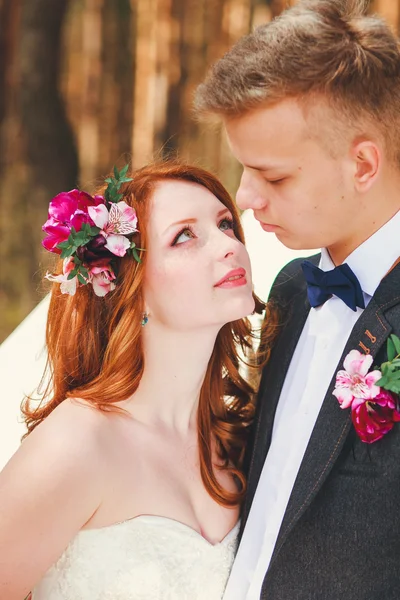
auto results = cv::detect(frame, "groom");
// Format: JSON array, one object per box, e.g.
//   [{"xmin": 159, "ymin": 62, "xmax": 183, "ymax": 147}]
[{"xmin": 196, "ymin": 1, "xmax": 400, "ymax": 599}]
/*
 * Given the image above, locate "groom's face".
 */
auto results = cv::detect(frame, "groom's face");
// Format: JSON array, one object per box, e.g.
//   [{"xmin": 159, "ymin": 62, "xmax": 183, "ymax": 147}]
[{"xmin": 225, "ymin": 98, "xmax": 359, "ymax": 252}]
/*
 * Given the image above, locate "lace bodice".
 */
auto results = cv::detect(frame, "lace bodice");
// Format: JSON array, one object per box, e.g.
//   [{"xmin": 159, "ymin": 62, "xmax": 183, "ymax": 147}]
[{"xmin": 31, "ymin": 515, "xmax": 239, "ymax": 600}]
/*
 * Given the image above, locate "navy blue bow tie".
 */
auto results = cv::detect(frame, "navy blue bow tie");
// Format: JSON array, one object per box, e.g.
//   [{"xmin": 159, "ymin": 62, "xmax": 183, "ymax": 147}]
[{"xmin": 301, "ymin": 260, "xmax": 365, "ymax": 312}]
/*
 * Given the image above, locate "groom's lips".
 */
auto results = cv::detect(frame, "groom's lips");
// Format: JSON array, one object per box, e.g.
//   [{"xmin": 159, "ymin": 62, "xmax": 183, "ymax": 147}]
[{"xmin": 257, "ymin": 220, "xmax": 279, "ymax": 232}]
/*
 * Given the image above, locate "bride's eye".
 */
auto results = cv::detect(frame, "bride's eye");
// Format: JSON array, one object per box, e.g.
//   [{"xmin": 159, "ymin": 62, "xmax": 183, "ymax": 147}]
[
  {"xmin": 219, "ymin": 217, "xmax": 234, "ymax": 232},
  {"xmin": 172, "ymin": 226, "xmax": 195, "ymax": 245}
]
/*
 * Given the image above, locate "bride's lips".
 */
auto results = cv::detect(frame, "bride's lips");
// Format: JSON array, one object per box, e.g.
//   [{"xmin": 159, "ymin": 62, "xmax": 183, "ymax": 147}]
[{"xmin": 214, "ymin": 268, "xmax": 247, "ymax": 289}]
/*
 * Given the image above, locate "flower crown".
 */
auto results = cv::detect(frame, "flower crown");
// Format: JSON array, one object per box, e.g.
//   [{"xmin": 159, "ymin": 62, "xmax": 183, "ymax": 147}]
[{"xmin": 42, "ymin": 165, "xmax": 141, "ymax": 297}]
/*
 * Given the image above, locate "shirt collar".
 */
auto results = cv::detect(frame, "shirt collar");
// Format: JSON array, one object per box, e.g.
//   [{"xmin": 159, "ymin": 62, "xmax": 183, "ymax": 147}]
[{"xmin": 320, "ymin": 209, "xmax": 400, "ymax": 298}]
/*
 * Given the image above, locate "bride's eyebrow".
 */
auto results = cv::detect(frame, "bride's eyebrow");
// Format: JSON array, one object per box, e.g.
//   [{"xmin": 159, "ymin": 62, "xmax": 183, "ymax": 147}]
[
  {"xmin": 163, "ymin": 208, "xmax": 231, "ymax": 234},
  {"xmin": 163, "ymin": 217, "xmax": 197, "ymax": 236}
]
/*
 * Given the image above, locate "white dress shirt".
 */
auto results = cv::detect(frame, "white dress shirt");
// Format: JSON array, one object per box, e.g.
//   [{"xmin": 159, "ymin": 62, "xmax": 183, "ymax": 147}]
[{"xmin": 223, "ymin": 210, "xmax": 400, "ymax": 600}]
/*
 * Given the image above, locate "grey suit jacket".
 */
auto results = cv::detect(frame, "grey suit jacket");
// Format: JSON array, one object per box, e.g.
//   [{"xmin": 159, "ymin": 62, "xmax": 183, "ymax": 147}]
[{"xmin": 242, "ymin": 255, "xmax": 400, "ymax": 600}]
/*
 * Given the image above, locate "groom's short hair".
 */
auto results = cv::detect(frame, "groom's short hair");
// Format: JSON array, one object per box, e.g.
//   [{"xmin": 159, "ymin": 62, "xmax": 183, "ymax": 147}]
[{"xmin": 195, "ymin": 0, "xmax": 400, "ymax": 165}]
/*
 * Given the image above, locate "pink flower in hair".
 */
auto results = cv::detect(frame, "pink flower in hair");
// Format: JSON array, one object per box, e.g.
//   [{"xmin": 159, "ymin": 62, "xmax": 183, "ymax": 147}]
[
  {"xmin": 88, "ymin": 201, "xmax": 138, "ymax": 257},
  {"xmin": 89, "ymin": 262, "xmax": 116, "ymax": 297},
  {"xmin": 42, "ymin": 190, "xmax": 105, "ymax": 253}
]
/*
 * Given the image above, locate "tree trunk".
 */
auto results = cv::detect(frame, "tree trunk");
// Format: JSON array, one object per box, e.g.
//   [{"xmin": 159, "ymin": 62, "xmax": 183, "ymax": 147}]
[
  {"xmin": 113, "ymin": 0, "xmax": 134, "ymax": 164},
  {"xmin": 0, "ymin": 0, "xmax": 13, "ymax": 128},
  {"xmin": 161, "ymin": 0, "xmax": 184, "ymax": 158},
  {"xmin": 0, "ymin": 0, "xmax": 80, "ymax": 342},
  {"xmin": 132, "ymin": 0, "xmax": 159, "ymax": 166},
  {"xmin": 265, "ymin": 0, "xmax": 288, "ymax": 19},
  {"xmin": 372, "ymin": 0, "xmax": 400, "ymax": 31},
  {"xmin": 0, "ymin": 0, "xmax": 20, "ymax": 178},
  {"xmin": 99, "ymin": 0, "xmax": 134, "ymax": 172},
  {"xmin": 79, "ymin": 0, "xmax": 103, "ymax": 183},
  {"xmin": 18, "ymin": 0, "xmax": 79, "ymax": 195}
]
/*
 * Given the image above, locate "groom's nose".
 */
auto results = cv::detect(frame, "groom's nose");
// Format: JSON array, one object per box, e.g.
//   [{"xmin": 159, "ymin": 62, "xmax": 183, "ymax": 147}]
[{"xmin": 236, "ymin": 171, "xmax": 267, "ymax": 211}]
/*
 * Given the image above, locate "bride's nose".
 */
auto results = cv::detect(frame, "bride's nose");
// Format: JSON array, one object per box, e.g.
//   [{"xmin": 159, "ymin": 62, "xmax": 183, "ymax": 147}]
[{"xmin": 217, "ymin": 231, "xmax": 241, "ymax": 261}]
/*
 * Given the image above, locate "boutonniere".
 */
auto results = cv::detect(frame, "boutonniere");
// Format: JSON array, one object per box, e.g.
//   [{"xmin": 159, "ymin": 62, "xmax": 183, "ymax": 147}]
[{"xmin": 333, "ymin": 335, "xmax": 400, "ymax": 443}]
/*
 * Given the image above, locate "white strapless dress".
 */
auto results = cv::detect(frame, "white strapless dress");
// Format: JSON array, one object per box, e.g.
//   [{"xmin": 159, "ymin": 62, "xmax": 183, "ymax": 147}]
[{"xmin": 31, "ymin": 515, "xmax": 239, "ymax": 600}]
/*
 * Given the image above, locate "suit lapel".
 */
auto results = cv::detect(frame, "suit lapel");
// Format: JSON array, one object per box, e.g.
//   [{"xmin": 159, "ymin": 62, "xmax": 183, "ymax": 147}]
[
  {"xmin": 269, "ymin": 262, "xmax": 400, "ymax": 566},
  {"xmin": 243, "ymin": 267, "xmax": 311, "ymax": 521}
]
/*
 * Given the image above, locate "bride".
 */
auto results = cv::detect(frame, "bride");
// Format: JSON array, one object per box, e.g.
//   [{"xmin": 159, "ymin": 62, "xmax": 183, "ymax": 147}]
[{"xmin": 0, "ymin": 160, "xmax": 272, "ymax": 600}]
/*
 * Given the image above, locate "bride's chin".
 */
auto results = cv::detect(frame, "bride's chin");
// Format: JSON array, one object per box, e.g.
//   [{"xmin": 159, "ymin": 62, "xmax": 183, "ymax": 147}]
[{"xmin": 223, "ymin": 298, "xmax": 256, "ymax": 323}]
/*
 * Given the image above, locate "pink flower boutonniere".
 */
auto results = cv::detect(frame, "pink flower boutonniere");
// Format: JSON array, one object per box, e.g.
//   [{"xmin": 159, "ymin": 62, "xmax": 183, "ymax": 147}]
[{"xmin": 333, "ymin": 334, "xmax": 400, "ymax": 443}]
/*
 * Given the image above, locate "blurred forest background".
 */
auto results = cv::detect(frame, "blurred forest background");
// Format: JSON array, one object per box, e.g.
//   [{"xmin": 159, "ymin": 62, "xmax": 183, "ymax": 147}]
[{"xmin": 0, "ymin": 0, "xmax": 399, "ymax": 342}]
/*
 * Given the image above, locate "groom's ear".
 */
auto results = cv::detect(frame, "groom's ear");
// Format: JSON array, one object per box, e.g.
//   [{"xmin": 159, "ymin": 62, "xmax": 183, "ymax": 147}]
[{"xmin": 350, "ymin": 139, "xmax": 380, "ymax": 192}]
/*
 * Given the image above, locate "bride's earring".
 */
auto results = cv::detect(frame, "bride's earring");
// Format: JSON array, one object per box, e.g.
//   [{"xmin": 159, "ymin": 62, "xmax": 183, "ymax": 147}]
[{"xmin": 141, "ymin": 312, "xmax": 149, "ymax": 327}]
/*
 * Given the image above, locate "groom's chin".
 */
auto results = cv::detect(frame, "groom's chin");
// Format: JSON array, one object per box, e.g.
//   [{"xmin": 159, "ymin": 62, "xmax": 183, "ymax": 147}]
[{"xmin": 273, "ymin": 231, "xmax": 318, "ymax": 252}]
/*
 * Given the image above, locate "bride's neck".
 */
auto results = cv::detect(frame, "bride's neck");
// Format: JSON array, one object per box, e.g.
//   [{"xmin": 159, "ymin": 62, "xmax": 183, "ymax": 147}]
[{"xmin": 127, "ymin": 323, "xmax": 219, "ymax": 432}]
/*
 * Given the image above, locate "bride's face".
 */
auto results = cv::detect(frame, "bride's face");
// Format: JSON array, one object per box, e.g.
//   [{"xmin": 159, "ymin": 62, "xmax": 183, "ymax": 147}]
[{"xmin": 143, "ymin": 179, "xmax": 255, "ymax": 331}]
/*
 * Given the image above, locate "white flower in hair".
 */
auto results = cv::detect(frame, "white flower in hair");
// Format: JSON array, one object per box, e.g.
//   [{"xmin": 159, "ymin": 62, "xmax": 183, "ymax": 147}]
[{"xmin": 45, "ymin": 257, "xmax": 79, "ymax": 296}]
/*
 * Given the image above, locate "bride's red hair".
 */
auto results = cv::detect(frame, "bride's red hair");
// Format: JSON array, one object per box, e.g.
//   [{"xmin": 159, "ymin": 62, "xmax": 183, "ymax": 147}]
[{"xmin": 22, "ymin": 161, "xmax": 272, "ymax": 506}]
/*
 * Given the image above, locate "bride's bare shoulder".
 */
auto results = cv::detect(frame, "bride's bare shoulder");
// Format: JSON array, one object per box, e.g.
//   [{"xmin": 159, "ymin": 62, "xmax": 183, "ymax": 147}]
[
  {"xmin": 23, "ymin": 397, "xmax": 117, "ymax": 454},
  {"xmin": 0, "ymin": 398, "xmax": 117, "ymax": 597},
  {"xmin": 49, "ymin": 396, "xmax": 112, "ymax": 427}
]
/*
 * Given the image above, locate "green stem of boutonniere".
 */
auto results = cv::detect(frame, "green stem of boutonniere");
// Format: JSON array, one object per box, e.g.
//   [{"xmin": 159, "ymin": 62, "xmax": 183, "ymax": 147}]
[{"xmin": 376, "ymin": 334, "xmax": 400, "ymax": 395}]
